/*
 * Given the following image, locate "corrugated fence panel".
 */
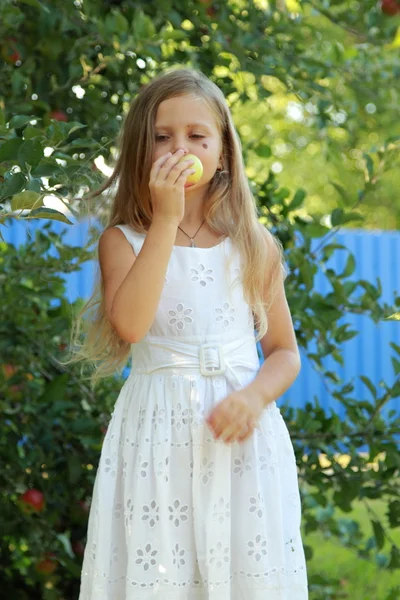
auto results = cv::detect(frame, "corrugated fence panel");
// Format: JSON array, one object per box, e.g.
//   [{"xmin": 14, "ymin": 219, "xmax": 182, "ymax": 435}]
[
  {"xmin": 280, "ymin": 229, "xmax": 400, "ymax": 420},
  {"xmin": 2, "ymin": 220, "xmax": 399, "ymax": 418}
]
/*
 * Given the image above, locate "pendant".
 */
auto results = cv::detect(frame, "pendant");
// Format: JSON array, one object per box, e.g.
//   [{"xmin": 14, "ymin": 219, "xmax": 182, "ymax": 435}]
[{"xmin": 190, "ymin": 239, "xmax": 196, "ymax": 247}]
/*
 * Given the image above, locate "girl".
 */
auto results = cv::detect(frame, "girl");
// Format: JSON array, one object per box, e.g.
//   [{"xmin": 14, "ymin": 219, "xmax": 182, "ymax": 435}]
[{"xmin": 76, "ymin": 68, "xmax": 308, "ymax": 599}]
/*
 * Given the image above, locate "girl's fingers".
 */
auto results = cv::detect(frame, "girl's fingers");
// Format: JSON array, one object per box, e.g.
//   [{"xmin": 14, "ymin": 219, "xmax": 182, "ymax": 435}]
[
  {"xmin": 152, "ymin": 150, "xmax": 186, "ymax": 182},
  {"xmin": 150, "ymin": 152, "xmax": 173, "ymax": 182},
  {"xmin": 164, "ymin": 158, "xmax": 195, "ymax": 184},
  {"xmin": 175, "ymin": 168, "xmax": 196, "ymax": 186},
  {"xmin": 150, "ymin": 150, "xmax": 188, "ymax": 182}
]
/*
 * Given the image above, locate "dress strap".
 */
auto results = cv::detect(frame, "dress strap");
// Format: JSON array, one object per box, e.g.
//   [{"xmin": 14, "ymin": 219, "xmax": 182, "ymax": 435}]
[{"xmin": 114, "ymin": 224, "xmax": 145, "ymax": 256}]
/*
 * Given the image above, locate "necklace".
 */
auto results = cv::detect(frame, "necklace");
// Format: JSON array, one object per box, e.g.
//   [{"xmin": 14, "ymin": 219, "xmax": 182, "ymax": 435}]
[{"xmin": 177, "ymin": 219, "xmax": 206, "ymax": 247}]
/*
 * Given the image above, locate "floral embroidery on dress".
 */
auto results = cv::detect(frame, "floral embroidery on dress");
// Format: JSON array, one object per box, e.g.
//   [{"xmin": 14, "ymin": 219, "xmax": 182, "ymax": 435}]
[
  {"xmin": 135, "ymin": 543, "xmax": 158, "ymax": 572},
  {"xmin": 215, "ymin": 302, "xmax": 235, "ymax": 328},
  {"xmin": 168, "ymin": 303, "xmax": 193, "ymax": 330},
  {"xmin": 168, "ymin": 499, "xmax": 189, "ymax": 527},
  {"xmin": 172, "ymin": 543, "xmax": 186, "ymax": 569},
  {"xmin": 190, "ymin": 263, "xmax": 214, "ymax": 287},
  {"xmin": 247, "ymin": 534, "xmax": 268, "ymax": 562},
  {"xmin": 209, "ymin": 541, "xmax": 230, "ymax": 569}
]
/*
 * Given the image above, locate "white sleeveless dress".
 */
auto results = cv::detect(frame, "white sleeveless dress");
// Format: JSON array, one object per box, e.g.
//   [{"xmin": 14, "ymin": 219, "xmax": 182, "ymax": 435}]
[{"xmin": 79, "ymin": 224, "xmax": 308, "ymax": 600}]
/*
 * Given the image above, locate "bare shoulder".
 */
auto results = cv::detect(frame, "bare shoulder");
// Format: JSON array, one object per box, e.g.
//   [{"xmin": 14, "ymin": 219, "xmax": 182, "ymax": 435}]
[
  {"xmin": 99, "ymin": 227, "xmax": 136, "ymax": 267},
  {"xmin": 98, "ymin": 227, "xmax": 137, "ymax": 318}
]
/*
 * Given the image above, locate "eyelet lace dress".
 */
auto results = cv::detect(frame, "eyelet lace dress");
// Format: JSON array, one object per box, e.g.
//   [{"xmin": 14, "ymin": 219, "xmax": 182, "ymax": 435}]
[{"xmin": 79, "ymin": 224, "xmax": 308, "ymax": 600}]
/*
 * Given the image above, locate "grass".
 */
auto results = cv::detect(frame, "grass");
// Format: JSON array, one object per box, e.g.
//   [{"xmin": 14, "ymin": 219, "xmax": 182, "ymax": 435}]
[{"xmin": 304, "ymin": 491, "xmax": 400, "ymax": 600}]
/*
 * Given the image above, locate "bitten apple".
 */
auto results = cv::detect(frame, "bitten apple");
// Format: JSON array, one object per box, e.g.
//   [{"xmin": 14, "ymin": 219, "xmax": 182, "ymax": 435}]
[{"xmin": 178, "ymin": 153, "xmax": 203, "ymax": 185}]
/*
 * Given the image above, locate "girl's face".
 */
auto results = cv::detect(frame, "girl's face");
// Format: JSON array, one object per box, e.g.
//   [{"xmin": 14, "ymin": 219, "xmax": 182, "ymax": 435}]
[{"xmin": 153, "ymin": 94, "xmax": 222, "ymax": 188}]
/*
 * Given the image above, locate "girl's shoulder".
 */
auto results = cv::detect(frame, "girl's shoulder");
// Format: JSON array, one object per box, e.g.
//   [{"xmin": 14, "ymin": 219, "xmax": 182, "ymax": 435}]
[{"xmin": 103, "ymin": 224, "xmax": 145, "ymax": 256}]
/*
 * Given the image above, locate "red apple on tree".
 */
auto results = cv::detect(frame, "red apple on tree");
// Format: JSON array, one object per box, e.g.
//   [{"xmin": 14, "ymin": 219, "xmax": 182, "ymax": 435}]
[
  {"xmin": 19, "ymin": 488, "xmax": 45, "ymax": 513},
  {"xmin": 49, "ymin": 109, "xmax": 68, "ymax": 122},
  {"xmin": 2, "ymin": 37, "xmax": 21, "ymax": 64},
  {"xmin": 381, "ymin": 0, "xmax": 400, "ymax": 15},
  {"xmin": 35, "ymin": 553, "xmax": 57, "ymax": 575},
  {"xmin": 72, "ymin": 540, "xmax": 85, "ymax": 557},
  {"xmin": 79, "ymin": 499, "xmax": 90, "ymax": 514}
]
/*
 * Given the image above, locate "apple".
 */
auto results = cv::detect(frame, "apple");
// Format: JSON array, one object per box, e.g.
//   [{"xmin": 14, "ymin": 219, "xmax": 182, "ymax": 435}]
[
  {"xmin": 19, "ymin": 488, "xmax": 45, "ymax": 513},
  {"xmin": 78, "ymin": 499, "xmax": 90, "ymax": 514},
  {"xmin": 381, "ymin": 0, "xmax": 400, "ymax": 15},
  {"xmin": 178, "ymin": 153, "xmax": 203, "ymax": 186},
  {"xmin": 49, "ymin": 109, "xmax": 68, "ymax": 122},
  {"xmin": 72, "ymin": 540, "xmax": 85, "ymax": 557},
  {"xmin": 3, "ymin": 363, "xmax": 17, "ymax": 378},
  {"xmin": 2, "ymin": 38, "xmax": 21, "ymax": 64},
  {"xmin": 35, "ymin": 554, "xmax": 57, "ymax": 575}
]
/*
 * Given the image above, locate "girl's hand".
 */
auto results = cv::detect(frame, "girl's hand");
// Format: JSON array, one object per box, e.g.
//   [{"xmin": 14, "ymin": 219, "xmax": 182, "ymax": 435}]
[
  {"xmin": 205, "ymin": 388, "xmax": 264, "ymax": 444},
  {"xmin": 149, "ymin": 149, "xmax": 196, "ymax": 225}
]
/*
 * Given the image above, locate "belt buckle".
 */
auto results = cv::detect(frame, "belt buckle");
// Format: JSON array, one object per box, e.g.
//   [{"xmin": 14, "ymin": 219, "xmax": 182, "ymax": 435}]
[{"xmin": 199, "ymin": 343, "xmax": 225, "ymax": 376}]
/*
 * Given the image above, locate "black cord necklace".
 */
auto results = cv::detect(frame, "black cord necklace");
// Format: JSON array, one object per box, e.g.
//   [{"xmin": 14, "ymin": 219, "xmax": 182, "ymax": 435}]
[{"xmin": 177, "ymin": 219, "xmax": 206, "ymax": 247}]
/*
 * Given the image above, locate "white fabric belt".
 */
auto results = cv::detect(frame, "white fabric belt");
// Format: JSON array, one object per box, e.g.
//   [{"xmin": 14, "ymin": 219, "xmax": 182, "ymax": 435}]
[{"xmin": 130, "ymin": 334, "xmax": 260, "ymax": 390}]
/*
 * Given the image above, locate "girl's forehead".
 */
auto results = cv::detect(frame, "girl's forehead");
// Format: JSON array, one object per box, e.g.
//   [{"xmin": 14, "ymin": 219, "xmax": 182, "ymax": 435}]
[{"xmin": 155, "ymin": 95, "xmax": 219, "ymax": 129}]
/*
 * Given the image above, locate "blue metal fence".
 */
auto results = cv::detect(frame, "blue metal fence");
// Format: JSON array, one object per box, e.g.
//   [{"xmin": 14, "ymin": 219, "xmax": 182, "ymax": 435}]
[{"xmin": 3, "ymin": 219, "xmax": 400, "ymax": 418}]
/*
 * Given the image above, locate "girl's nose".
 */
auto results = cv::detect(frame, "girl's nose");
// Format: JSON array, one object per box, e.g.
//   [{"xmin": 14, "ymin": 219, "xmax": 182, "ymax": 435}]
[{"xmin": 172, "ymin": 146, "xmax": 189, "ymax": 155}]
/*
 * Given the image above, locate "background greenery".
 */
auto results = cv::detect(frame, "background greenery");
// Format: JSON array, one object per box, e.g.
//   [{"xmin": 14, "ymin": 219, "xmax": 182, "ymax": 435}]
[{"xmin": 1, "ymin": 1, "xmax": 399, "ymax": 598}]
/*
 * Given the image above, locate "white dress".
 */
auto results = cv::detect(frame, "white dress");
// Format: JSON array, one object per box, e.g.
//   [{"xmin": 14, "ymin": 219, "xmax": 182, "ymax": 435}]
[{"xmin": 79, "ymin": 224, "xmax": 308, "ymax": 600}]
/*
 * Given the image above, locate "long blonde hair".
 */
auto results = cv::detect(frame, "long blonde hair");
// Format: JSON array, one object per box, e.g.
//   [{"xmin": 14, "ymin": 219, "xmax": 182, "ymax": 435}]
[{"xmin": 70, "ymin": 67, "xmax": 285, "ymax": 385}]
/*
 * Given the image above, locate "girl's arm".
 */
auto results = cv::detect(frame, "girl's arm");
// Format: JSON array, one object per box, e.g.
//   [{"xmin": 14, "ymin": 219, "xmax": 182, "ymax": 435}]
[
  {"xmin": 247, "ymin": 257, "xmax": 301, "ymax": 407},
  {"xmin": 99, "ymin": 150, "xmax": 195, "ymax": 343},
  {"xmin": 99, "ymin": 219, "xmax": 178, "ymax": 343}
]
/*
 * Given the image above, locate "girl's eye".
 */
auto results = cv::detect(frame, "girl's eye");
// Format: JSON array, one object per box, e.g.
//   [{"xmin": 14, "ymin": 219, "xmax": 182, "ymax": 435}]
[{"xmin": 155, "ymin": 134, "xmax": 205, "ymax": 141}]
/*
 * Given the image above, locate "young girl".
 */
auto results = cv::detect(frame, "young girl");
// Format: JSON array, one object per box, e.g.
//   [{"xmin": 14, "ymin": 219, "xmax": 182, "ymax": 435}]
[{"xmin": 76, "ymin": 68, "xmax": 308, "ymax": 599}]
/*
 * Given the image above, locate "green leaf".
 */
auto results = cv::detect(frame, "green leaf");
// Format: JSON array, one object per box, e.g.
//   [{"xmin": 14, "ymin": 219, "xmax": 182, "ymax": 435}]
[
  {"xmin": 9, "ymin": 115, "xmax": 35, "ymax": 130},
  {"xmin": 39, "ymin": 374, "xmax": 69, "ymax": 403},
  {"xmin": 105, "ymin": 10, "xmax": 129, "ymax": 35},
  {"xmin": 360, "ymin": 376, "xmax": 377, "ymax": 399},
  {"xmin": 0, "ymin": 173, "xmax": 27, "ymax": 201},
  {"xmin": 385, "ymin": 312, "xmax": 400, "ymax": 321},
  {"xmin": 390, "ymin": 341, "xmax": 400, "ymax": 355},
  {"xmin": 342, "ymin": 211, "xmax": 365, "ymax": 224},
  {"xmin": 388, "ymin": 500, "xmax": 400, "ymax": 528},
  {"xmin": 11, "ymin": 190, "xmax": 43, "ymax": 211},
  {"xmin": 67, "ymin": 453, "xmax": 83, "ymax": 486},
  {"xmin": 255, "ymin": 143, "xmax": 272, "ymax": 158},
  {"xmin": 330, "ymin": 180, "xmax": 351, "ymax": 205},
  {"xmin": 287, "ymin": 188, "xmax": 306, "ymax": 211},
  {"xmin": 342, "ymin": 253, "xmax": 356, "ymax": 278},
  {"xmin": 18, "ymin": 139, "xmax": 44, "ymax": 169},
  {"xmin": 23, "ymin": 126, "xmax": 42, "ymax": 139},
  {"xmin": 26, "ymin": 207, "xmax": 73, "ymax": 224},
  {"xmin": 0, "ymin": 138, "xmax": 23, "ymax": 162},
  {"xmin": 391, "ymin": 357, "xmax": 400, "ymax": 375},
  {"xmin": 331, "ymin": 208, "xmax": 344, "ymax": 227},
  {"xmin": 65, "ymin": 121, "xmax": 87, "ymax": 136},
  {"xmin": 363, "ymin": 153, "xmax": 374, "ymax": 182},
  {"xmin": 56, "ymin": 532, "xmax": 74, "ymax": 559},
  {"xmin": 133, "ymin": 9, "xmax": 155, "ymax": 40},
  {"xmin": 18, "ymin": 0, "xmax": 50, "ymax": 11},
  {"xmin": 305, "ymin": 223, "xmax": 330, "ymax": 238},
  {"xmin": 388, "ymin": 544, "xmax": 400, "ymax": 570}
]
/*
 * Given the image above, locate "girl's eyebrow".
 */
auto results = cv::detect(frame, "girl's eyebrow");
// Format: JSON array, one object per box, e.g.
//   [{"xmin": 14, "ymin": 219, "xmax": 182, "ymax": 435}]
[{"xmin": 155, "ymin": 122, "xmax": 213, "ymax": 132}]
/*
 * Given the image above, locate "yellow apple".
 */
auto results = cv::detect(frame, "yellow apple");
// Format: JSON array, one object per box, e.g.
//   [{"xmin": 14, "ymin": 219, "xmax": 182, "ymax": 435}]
[{"xmin": 178, "ymin": 153, "xmax": 203, "ymax": 185}]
